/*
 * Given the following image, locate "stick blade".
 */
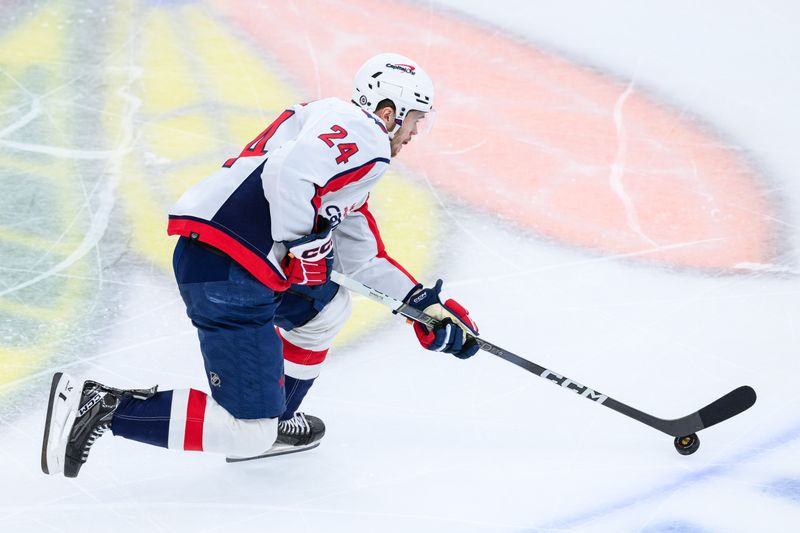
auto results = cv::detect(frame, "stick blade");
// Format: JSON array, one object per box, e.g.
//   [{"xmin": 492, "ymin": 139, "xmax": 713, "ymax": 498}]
[{"xmin": 697, "ymin": 386, "xmax": 757, "ymax": 430}]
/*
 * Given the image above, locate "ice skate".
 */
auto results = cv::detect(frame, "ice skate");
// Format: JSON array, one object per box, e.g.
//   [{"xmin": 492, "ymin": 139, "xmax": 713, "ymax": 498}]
[
  {"xmin": 226, "ymin": 412, "xmax": 325, "ymax": 463},
  {"xmin": 41, "ymin": 372, "xmax": 156, "ymax": 478}
]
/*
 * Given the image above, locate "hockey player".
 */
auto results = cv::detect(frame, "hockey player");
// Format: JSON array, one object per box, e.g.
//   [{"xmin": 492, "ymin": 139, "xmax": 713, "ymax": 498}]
[{"xmin": 42, "ymin": 53, "xmax": 480, "ymax": 477}]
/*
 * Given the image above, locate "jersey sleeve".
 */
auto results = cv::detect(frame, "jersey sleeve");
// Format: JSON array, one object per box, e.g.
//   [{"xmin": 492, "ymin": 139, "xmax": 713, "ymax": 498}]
[{"xmin": 333, "ymin": 201, "xmax": 417, "ymax": 301}]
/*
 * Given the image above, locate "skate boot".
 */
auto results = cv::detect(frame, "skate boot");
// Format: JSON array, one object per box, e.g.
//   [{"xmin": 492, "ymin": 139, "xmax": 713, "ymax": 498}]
[
  {"xmin": 226, "ymin": 412, "xmax": 325, "ymax": 463},
  {"xmin": 41, "ymin": 372, "xmax": 157, "ymax": 478}
]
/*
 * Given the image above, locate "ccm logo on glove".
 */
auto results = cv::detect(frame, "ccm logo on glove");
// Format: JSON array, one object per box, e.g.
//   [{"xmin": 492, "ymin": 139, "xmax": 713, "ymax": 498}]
[
  {"xmin": 282, "ymin": 216, "xmax": 334, "ymax": 286},
  {"xmin": 298, "ymin": 240, "xmax": 333, "ymax": 260}
]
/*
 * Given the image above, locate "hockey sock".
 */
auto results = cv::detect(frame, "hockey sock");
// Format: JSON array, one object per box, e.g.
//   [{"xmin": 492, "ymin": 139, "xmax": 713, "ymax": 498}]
[
  {"xmin": 278, "ymin": 332, "xmax": 327, "ymax": 421},
  {"xmin": 112, "ymin": 389, "xmax": 277, "ymax": 457},
  {"xmin": 282, "ymin": 376, "xmax": 316, "ymax": 421},
  {"xmin": 111, "ymin": 390, "xmax": 174, "ymax": 448}
]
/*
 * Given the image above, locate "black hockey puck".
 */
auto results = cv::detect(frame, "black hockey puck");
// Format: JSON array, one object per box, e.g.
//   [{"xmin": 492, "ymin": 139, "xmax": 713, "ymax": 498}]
[{"xmin": 674, "ymin": 433, "xmax": 700, "ymax": 455}]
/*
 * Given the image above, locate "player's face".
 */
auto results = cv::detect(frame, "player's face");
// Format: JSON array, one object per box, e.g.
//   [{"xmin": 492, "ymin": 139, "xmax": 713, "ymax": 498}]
[{"xmin": 390, "ymin": 110, "xmax": 425, "ymax": 157}]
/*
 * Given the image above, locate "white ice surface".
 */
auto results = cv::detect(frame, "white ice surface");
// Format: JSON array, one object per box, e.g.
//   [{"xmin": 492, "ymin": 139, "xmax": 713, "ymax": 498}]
[{"xmin": 2, "ymin": 1, "xmax": 799, "ymax": 532}]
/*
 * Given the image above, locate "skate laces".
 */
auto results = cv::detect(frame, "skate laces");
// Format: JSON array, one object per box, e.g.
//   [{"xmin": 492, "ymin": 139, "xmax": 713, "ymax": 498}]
[
  {"xmin": 76, "ymin": 388, "xmax": 118, "ymax": 463},
  {"xmin": 279, "ymin": 413, "xmax": 310, "ymax": 436},
  {"xmin": 81, "ymin": 422, "xmax": 110, "ymax": 462}
]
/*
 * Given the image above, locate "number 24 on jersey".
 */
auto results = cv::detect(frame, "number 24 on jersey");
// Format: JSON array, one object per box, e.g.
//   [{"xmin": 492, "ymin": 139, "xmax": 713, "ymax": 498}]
[
  {"xmin": 318, "ymin": 125, "xmax": 359, "ymax": 165},
  {"xmin": 223, "ymin": 115, "xmax": 360, "ymax": 168}
]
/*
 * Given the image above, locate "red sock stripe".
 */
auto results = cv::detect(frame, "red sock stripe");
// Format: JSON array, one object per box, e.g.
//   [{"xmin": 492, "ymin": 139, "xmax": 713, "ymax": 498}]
[
  {"xmin": 278, "ymin": 330, "xmax": 328, "ymax": 365},
  {"xmin": 184, "ymin": 388, "xmax": 207, "ymax": 451}
]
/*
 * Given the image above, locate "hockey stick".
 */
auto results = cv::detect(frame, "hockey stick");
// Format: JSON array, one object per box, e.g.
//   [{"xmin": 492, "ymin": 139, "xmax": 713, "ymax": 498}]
[{"xmin": 331, "ymin": 271, "xmax": 757, "ymax": 454}]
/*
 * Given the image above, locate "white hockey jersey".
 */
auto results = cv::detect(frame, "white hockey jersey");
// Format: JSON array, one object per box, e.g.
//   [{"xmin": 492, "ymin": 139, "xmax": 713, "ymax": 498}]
[{"xmin": 168, "ymin": 98, "xmax": 417, "ymax": 299}]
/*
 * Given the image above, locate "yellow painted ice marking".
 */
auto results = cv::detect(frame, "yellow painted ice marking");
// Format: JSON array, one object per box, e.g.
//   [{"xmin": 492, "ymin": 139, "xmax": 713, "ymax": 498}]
[
  {"xmin": 0, "ymin": 346, "xmax": 45, "ymax": 388},
  {"xmin": 184, "ymin": 8, "xmax": 297, "ymax": 123},
  {"xmin": 143, "ymin": 114, "xmax": 217, "ymax": 161},
  {"xmin": 0, "ymin": 4, "xmax": 65, "ymax": 65},
  {"xmin": 114, "ymin": 5, "xmax": 435, "ymax": 350},
  {"xmin": 105, "ymin": 4, "xmax": 172, "ymax": 272},
  {"xmin": 0, "ymin": 273, "xmax": 85, "ymax": 321},
  {"xmin": 0, "ymin": 227, "xmax": 73, "ymax": 253},
  {"xmin": 0, "ymin": 157, "xmax": 53, "ymax": 181},
  {"xmin": 0, "ymin": 3, "xmax": 97, "ymax": 390},
  {"xmin": 162, "ymin": 161, "xmax": 219, "ymax": 201},
  {"xmin": 117, "ymin": 7, "xmax": 292, "ymax": 271},
  {"xmin": 0, "ymin": 266, "xmax": 90, "ymax": 389},
  {"xmin": 139, "ymin": 11, "xmax": 202, "ymax": 117}
]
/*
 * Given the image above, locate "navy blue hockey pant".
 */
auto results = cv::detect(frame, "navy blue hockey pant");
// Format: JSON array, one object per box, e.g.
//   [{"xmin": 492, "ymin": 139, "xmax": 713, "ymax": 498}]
[{"xmin": 112, "ymin": 237, "xmax": 338, "ymax": 448}]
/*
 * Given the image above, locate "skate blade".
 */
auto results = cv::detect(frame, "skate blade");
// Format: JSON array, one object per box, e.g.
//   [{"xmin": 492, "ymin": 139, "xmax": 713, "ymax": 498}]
[
  {"xmin": 41, "ymin": 372, "xmax": 80, "ymax": 475},
  {"xmin": 225, "ymin": 441, "xmax": 321, "ymax": 463}
]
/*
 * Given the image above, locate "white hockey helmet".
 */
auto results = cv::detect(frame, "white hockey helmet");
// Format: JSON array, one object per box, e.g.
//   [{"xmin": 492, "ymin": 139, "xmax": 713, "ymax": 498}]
[{"xmin": 352, "ymin": 53, "xmax": 434, "ymax": 126}]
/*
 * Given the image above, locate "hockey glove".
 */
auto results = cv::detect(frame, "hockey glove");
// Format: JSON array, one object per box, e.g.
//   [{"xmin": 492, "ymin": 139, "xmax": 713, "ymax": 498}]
[
  {"xmin": 403, "ymin": 279, "xmax": 479, "ymax": 359},
  {"xmin": 281, "ymin": 216, "xmax": 334, "ymax": 286}
]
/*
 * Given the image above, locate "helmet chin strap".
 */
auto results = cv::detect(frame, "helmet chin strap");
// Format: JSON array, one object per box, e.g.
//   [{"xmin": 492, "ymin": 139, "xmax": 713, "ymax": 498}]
[{"xmin": 387, "ymin": 115, "xmax": 403, "ymax": 140}]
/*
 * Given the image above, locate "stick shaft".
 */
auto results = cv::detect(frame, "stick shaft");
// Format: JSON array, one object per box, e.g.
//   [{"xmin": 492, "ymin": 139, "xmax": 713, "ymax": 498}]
[{"xmin": 331, "ymin": 271, "xmax": 755, "ymax": 437}]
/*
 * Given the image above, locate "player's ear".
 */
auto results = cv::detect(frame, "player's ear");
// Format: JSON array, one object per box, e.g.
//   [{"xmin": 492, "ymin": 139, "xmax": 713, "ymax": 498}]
[{"xmin": 374, "ymin": 104, "xmax": 396, "ymax": 130}]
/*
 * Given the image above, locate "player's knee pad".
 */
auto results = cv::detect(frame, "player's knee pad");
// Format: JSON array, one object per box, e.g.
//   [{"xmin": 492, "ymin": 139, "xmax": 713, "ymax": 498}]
[{"xmin": 280, "ymin": 286, "xmax": 352, "ymax": 350}]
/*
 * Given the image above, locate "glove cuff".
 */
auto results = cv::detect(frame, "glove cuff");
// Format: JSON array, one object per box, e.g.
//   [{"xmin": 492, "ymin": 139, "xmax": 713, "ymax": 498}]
[{"xmin": 401, "ymin": 283, "xmax": 424, "ymax": 304}]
